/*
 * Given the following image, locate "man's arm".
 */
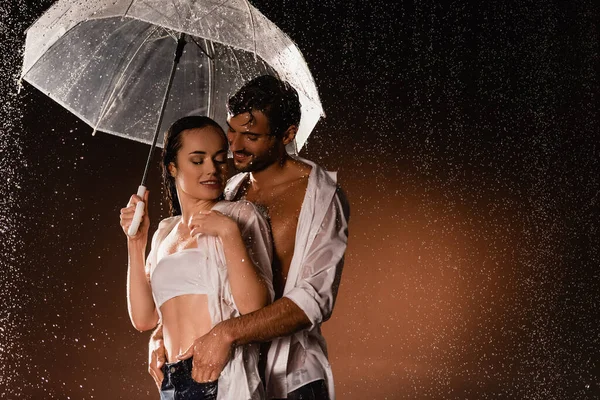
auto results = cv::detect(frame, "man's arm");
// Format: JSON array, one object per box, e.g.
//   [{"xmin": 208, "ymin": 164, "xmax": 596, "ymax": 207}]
[
  {"xmin": 176, "ymin": 283, "xmax": 312, "ymax": 384},
  {"xmin": 219, "ymin": 296, "xmax": 311, "ymax": 346}
]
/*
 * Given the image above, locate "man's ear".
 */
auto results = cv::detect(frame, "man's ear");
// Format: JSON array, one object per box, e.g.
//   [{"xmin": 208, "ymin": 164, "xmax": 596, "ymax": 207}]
[{"xmin": 282, "ymin": 125, "xmax": 298, "ymax": 146}]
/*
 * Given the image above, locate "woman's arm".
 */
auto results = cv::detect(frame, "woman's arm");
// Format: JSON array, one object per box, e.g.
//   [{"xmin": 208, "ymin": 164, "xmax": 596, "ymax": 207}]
[
  {"xmin": 126, "ymin": 238, "xmax": 159, "ymax": 331},
  {"xmin": 120, "ymin": 192, "xmax": 159, "ymax": 331},
  {"xmin": 219, "ymin": 222, "xmax": 271, "ymax": 314},
  {"xmin": 188, "ymin": 206, "xmax": 272, "ymax": 315}
]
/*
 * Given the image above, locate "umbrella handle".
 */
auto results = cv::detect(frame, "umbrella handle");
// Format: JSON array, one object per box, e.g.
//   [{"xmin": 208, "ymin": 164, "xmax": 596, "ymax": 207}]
[{"xmin": 127, "ymin": 185, "xmax": 147, "ymax": 237}]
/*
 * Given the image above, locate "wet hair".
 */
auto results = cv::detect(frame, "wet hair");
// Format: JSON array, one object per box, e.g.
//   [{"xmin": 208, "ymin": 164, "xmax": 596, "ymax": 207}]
[
  {"xmin": 227, "ymin": 75, "xmax": 301, "ymax": 138},
  {"xmin": 162, "ymin": 116, "xmax": 225, "ymax": 216}
]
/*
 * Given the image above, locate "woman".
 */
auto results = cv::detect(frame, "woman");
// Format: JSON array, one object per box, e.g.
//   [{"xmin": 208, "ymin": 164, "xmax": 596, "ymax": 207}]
[{"xmin": 119, "ymin": 116, "xmax": 274, "ymax": 400}]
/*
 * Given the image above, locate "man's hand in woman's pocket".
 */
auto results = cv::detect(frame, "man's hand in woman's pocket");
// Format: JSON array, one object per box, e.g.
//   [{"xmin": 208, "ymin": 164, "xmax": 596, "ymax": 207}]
[{"xmin": 177, "ymin": 322, "xmax": 234, "ymax": 383}]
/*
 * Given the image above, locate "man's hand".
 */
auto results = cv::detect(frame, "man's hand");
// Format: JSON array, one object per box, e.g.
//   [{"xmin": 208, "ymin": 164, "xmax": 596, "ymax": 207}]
[
  {"xmin": 148, "ymin": 325, "xmax": 166, "ymax": 390},
  {"xmin": 177, "ymin": 323, "xmax": 234, "ymax": 383}
]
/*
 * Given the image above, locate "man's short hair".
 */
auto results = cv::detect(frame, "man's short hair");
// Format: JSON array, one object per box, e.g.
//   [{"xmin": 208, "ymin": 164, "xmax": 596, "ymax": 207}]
[{"xmin": 227, "ymin": 75, "xmax": 301, "ymax": 138}]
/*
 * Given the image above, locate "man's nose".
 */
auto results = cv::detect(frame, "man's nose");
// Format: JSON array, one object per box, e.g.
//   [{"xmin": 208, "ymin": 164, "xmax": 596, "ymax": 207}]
[{"xmin": 227, "ymin": 131, "xmax": 243, "ymax": 150}]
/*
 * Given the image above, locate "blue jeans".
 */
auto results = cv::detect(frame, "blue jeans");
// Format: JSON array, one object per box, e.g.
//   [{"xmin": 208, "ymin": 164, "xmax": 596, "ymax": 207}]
[{"xmin": 160, "ymin": 358, "xmax": 218, "ymax": 400}]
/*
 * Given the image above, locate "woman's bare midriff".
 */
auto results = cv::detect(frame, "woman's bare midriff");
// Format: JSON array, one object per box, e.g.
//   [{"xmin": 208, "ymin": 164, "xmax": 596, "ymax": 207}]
[{"xmin": 160, "ymin": 294, "xmax": 213, "ymax": 363}]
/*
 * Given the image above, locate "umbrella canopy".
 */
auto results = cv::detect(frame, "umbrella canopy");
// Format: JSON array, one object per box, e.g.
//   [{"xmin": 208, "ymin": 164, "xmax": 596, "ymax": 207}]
[{"xmin": 21, "ymin": 0, "xmax": 324, "ymax": 153}]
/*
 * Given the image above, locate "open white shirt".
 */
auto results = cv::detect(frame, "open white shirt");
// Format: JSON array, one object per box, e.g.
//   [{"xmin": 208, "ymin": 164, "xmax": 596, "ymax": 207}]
[{"xmin": 225, "ymin": 158, "xmax": 350, "ymax": 400}]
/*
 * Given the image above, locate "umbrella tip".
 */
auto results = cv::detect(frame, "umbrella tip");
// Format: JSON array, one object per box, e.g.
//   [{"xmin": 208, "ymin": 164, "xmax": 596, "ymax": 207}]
[
  {"xmin": 16, "ymin": 78, "xmax": 23, "ymax": 95},
  {"xmin": 92, "ymin": 128, "xmax": 97, "ymax": 136}
]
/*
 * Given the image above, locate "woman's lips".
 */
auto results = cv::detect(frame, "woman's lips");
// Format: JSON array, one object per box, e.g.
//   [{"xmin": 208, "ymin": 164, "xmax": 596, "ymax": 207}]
[{"xmin": 200, "ymin": 180, "xmax": 222, "ymax": 189}]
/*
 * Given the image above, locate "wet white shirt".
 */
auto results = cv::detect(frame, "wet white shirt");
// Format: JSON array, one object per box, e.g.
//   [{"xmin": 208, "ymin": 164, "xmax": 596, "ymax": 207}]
[
  {"xmin": 147, "ymin": 200, "xmax": 274, "ymax": 400},
  {"xmin": 225, "ymin": 158, "xmax": 350, "ymax": 400}
]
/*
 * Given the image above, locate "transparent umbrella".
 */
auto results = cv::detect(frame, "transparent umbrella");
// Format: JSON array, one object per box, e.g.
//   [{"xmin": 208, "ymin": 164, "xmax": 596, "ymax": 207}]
[{"xmin": 20, "ymin": 0, "xmax": 324, "ymax": 234}]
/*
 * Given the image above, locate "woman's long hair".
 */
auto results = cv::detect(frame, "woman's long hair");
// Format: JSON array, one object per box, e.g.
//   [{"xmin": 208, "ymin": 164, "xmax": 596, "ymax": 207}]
[{"xmin": 162, "ymin": 116, "xmax": 226, "ymax": 216}]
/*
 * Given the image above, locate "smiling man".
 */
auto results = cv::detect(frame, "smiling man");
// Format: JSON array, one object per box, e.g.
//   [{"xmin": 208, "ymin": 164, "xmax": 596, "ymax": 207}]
[{"xmin": 149, "ymin": 75, "xmax": 350, "ymax": 400}]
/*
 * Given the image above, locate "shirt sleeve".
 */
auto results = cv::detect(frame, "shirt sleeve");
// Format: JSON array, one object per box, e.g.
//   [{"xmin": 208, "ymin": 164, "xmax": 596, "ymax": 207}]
[
  {"xmin": 238, "ymin": 201, "xmax": 275, "ymax": 303},
  {"xmin": 284, "ymin": 187, "xmax": 350, "ymax": 329}
]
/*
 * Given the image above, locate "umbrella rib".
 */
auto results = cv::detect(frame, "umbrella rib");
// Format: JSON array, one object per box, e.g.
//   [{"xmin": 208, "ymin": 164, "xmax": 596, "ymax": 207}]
[
  {"xmin": 48, "ymin": 7, "xmax": 71, "ymax": 31},
  {"xmin": 243, "ymin": 0, "xmax": 258, "ymax": 60},
  {"xmin": 184, "ymin": 1, "xmax": 195, "ymax": 23},
  {"xmin": 93, "ymin": 25, "xmax": 162, "ymax": 134},
  {"xmin": 168, "ymin": 0, "xmax": 184, "ymax": 28},
  {"xmin": 155, "ymin": 31, "xmax": 177, "ymax": 42},
  {"xmin": 205, "ymin": 39, "xmax": 215, "ymax": 119},
  {"xmin": 157, "ymin": 27, "xmax": 177, "ymax": 42},
  {"xmin": 137, "ymin": 0, "xmax": 179, "ymax": 28},
  {"xmin": 195, "ymin": 0, "xmax": 233, "ymax": 24},
  {"xmin": 189, "ymin": 36, "xmax": 213, "ymax": 60},
  {"xmin": 124, "ymin": 0, "xmax": 136, "ymax": 16}
]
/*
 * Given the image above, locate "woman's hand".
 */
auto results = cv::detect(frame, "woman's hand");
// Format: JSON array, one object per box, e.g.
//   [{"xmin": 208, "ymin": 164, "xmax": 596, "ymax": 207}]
[
  {"xmin": 188, "ymin": 210, "xmax": 239, "ymax": 239},
  {"xmin": 120, "ymin": 191, "xmax": 150, "ymax": 240}
]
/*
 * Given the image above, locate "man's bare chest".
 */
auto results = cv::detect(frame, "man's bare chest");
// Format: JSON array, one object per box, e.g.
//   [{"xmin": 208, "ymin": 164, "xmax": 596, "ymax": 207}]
[{"xmin": 243, "ymin": 179, "xmax": 307, "ymax": 263}]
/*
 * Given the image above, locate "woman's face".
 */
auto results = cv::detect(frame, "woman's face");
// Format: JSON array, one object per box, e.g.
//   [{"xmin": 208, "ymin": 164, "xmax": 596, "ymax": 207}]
[{"xmin": 170, "ymin": 126, "xmax": 228, "ymax": 202}]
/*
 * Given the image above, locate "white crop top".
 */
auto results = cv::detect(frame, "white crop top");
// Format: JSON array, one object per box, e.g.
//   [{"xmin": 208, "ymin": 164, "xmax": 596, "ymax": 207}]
[
  {"xmin": 148, "ymin": 200, "xmax": 274, "ymax": 314},
  {"xmin": 151, "ymin": 248, "xmax": 212, "ymax": 308}
]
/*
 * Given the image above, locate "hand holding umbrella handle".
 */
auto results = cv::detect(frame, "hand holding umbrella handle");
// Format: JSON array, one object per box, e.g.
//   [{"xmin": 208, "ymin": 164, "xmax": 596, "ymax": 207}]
[{"xmin": 127, "ymin": 185, "xmax": 147, "ymax": 237}]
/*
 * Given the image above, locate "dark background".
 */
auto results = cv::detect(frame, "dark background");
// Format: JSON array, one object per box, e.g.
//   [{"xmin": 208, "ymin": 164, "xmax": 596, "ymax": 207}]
[{"xmin": 1, "ymin": 0, "xmax": 599, "ymax": 399}]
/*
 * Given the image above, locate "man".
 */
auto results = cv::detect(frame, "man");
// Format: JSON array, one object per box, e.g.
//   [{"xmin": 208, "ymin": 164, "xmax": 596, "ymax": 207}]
[{"xmin": 149, "ymin": 75, "xmax": 349, "ymax": 400}]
